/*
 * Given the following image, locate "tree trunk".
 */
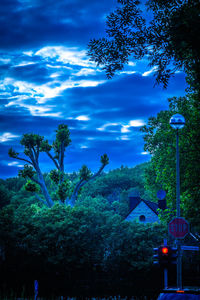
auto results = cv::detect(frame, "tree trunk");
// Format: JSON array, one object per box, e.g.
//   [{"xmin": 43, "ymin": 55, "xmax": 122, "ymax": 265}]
[{"xmin": 36, "ymin": 166, "xmax": 54, "ymax": 208}]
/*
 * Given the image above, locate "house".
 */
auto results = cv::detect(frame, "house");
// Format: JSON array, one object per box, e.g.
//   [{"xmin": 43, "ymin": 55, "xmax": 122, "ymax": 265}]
[{"xmin": 125, "ymin": 194, "xmax": 166, "ymax": 224}]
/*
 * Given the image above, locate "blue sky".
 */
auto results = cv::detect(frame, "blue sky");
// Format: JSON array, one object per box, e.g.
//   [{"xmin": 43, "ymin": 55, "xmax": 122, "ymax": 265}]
[{"xmin": 0, "ymin": 0, "xmax": 187, "ymax": 179}]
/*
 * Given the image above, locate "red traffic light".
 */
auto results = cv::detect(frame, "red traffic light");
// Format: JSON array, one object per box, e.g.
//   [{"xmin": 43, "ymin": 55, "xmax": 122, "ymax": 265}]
[
  {"xmin": 154, "ymin": 245, "xmax": 177, "ymax": 267},
  {"xmin": 161, "ymin": 247, "xmax": 169, "ymax": 255}
]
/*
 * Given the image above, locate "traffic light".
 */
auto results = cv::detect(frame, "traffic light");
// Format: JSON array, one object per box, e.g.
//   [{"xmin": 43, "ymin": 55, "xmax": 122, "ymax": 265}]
[
  {"xmin": 170, "ymin": 247, "xmax": 178, "ymax": 265},
  {"xmin": 158, "ymin": 246, "xmax": 171, "ymax": 267},
  {"xmin": 153, "ymin": 247, "xmax": 159, "ymax": 265},
  {"xmin": 153, "ymin": 246, "xmax": 177, "ymax": 267}
]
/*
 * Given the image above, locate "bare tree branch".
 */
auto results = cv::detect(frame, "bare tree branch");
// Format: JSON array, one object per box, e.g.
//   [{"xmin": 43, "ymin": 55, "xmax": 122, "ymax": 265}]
[
  {"xmin": 69, "ymin": 163, "xmax": 107, "ymax": 206},
  {"xmin": 36, "ymin": 144, "xmax": 40, "ymax": 161},
  {"xmin": 14, "ymin": 156, "xmax": 33, "ymax": 165},
  {"xmin": 88, "ymin": 164, "xmax": 105, "ymax": 182},
  {"xmin": 46, "ymin": 151, "xmax": 59, "ymax": 170},
  {"xmin": 28, "ymin": 146, "xmax": 36, "ymax": 165}
]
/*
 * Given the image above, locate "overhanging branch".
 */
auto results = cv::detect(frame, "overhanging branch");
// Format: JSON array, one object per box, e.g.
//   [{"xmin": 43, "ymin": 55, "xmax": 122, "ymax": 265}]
[{"xmin": 14, "ymin": 156, "xmax": 33, "ymax": 165}]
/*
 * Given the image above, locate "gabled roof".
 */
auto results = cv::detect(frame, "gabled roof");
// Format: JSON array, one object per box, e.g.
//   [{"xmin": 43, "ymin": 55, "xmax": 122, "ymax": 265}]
[
  {"xmin": 143, "ymin": 199, "xmax": 159, "ymax": 215},
  {"xmin": 126, "ymin": 198, "xmax": 159, "ymax": 217}
]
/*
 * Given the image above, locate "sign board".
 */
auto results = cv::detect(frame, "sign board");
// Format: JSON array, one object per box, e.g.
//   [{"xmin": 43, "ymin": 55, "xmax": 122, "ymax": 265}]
[
  {"xmin": 157, "ymin": 190, "xmax": 166, "ymax": 200},
  {"xmin": 169, "ymin": 217, "xmax": 189, "ymax": 239},
  {"xmin": 181, "ymin": 246, "xmax": 199, "ymax": 251}
]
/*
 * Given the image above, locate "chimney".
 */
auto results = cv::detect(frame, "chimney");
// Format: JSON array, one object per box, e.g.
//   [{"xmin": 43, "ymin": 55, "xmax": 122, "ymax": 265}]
[
  {"xmin": 128, "ymin": 191, "xmax": 140, "ymax": 211},
  {"xmin": 158, "ymin": 199, "xmax": 167, "ymax": 210},
  {"xmin": 157, "ymin": 189, "xmax": 167, "ymax": 210}
]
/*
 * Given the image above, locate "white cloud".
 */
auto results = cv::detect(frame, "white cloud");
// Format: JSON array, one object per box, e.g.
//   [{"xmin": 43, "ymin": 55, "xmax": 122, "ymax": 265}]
[
  {"xmin": 14, "ymin": 61, "xmax": 36, "ymax": 67},
  {"xmin": 1, "ymin": 46, "xmax": 106, "ymax": 119},
  {"xmin": 5, "ymin": 95, "xmax": 61, "ymax": 117},
  {"xmin": 76, "ymin": 115, "xmax": 90, "ymax": 121},
  {"xmin": 74, "ymin": 68, "xmax": 97, "ymax": 77},
  {"xmin": 129, "ymin": 120, "xmax": 145, "ymax": 127},
  {"xmin": 46, "ymin": 64, "xmax": 72, "ymax": 70},
  {"xmin": 0, "ymin": 132, "xmax": 19, "ymax": 143},
  {"xmin": 128, "ymin": 61, "xmax": 136, "ymax": 67},
  {"xmin": 142, "ymin": 66, "xmax": 157, "ymax": 77},
  {"xmin": 141, "ymin": 151, "xmax": 149, "ymax": 155},
  {"xmin": 25, "ymin": 105, "xmax": 62, "ymax": 117},
  {"xmin": 50, "ymin": 72, "xmax": 61, "ymax": 78},
  {"xmin": 76, "ymin": 79, "xmax": 105, "ymax": 87},
  {"xmin": 119, "ymin": 71, "xmax": 136, "ymax": 75},
  {"xmin": 118, "ymin": 135, "xmax": 130, "ymax": 141},
  {"xmin": 121, "ymin": 125, "xmax": 130, "ymax": 133},
  {"xmin": 3, "ymin": 76, "xmax": 105, "ymax": 116},
  {"xmin": 97, "ymin": 123, "xmax": 119, "ymax": 132},
  {"xmin": 0, "ymin": 58, "xmax": 11, "ymax": 64},
  {"xmin": 8, "ymin": 161, "xmax": 24, "ymax": 167},
  {"xmin": 23, "ymin": 50, "xmax": 34, "ymax": 56},
  {"xmin": 97, "ymin": 120, "xmax": 145, "ymax": 134},
  {"xmin": 87, "ymin": 137, "xmax": 95, "ymax": 140},
  {"xmin": 35, "ymin": 46, "xmax": 95, "ymax": 68}
]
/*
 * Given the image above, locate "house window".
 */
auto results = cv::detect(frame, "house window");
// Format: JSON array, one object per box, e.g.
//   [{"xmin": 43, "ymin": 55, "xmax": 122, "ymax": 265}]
[{"xmin": 139, "ymin": 215, "xmax": 146, "ymax": 222}]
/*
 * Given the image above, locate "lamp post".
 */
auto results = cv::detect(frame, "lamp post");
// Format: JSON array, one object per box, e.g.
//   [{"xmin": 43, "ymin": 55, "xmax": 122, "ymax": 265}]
[{"xmin": 169, "ymin": 113, "xmax": 185, "ymax": 289}]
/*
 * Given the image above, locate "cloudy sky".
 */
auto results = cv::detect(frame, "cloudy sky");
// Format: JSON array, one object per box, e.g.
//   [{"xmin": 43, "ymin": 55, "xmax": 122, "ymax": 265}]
[{"xmin": 0, "ymin": 0, "xmax": 187, "ymax": 179}]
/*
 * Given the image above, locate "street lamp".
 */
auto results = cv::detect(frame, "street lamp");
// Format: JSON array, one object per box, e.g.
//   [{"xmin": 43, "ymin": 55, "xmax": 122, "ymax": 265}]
[
  {"xmin": 169, "ymin": 113, "xmax": 185, "ymax": 290},
  {"xmin": 169, "ymin": 114, "xmax": 185, "ymax": 217},
  {"xmin": 170, "ymin": 113, "xmax": 185, "ymax": 129}
]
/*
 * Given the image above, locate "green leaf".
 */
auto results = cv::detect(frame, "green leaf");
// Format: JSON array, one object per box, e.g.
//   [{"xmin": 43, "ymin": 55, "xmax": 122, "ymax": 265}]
[
  {"xmin": 101, "ymin": 153, "xmax": 109, "ymax": 165},
  {"xmin": 18, "ymin": 165, "xmax": 36, "ymax": 178},
  {"xmin": 79, "ymin": 165, "xmax": 92, "ymax": 181},
  {"xmin": 8, "ymin": 148, "xmax": 19, "ymax": 158},
  {"xmin": 24, "ymin": 180, "xmax": 39, "ymax": 192}
]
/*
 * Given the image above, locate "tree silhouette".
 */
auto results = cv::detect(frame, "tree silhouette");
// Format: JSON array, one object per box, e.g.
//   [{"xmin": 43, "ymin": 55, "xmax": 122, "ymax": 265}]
[
  {"xmin": 9, "ymin": 124, "xmax": 109, "ymax": 208},
  {"xmin": 88, "ymin": 0, "xmax": 200, "ymax": 91}
]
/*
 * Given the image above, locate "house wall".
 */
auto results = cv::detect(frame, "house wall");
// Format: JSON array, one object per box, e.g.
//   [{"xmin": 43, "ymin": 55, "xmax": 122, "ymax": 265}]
[{"xmin": 126, "ymin": 201, "xmax": 159, "ymax": 223}]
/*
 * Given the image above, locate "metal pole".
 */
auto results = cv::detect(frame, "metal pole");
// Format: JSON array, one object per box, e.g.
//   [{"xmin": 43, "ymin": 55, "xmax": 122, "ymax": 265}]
[
  {"xmin": 176, "ymin": 129, "xmax": 182, "ymax": 289},
  {"xmin": 164, "ymin": 268, "xmax": 168, "ymax": 289},
  {"xmin": 34, "ymin": 280, "xmax": 38, "ymax": 300},
  {"xmin": 176, "ymin": 130, "xmax": 180, "ymax": 218},
  {"xmin": 163, "ymin": 239, "xmax": 168, "ymax": 289}
]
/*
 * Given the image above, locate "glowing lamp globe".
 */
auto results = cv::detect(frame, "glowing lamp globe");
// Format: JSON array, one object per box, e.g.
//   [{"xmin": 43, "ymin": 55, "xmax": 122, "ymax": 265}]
[{"xmin": 169, "ymin": 114, "xmax": 185, "ymax": 129}]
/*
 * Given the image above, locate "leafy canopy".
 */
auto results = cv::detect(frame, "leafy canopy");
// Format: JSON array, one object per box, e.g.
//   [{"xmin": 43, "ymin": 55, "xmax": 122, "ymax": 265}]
[
  {"xmin": 88, "ymin": 0, "xmax": 200, "ymax": 91},
  {"xmin": 141, "ymin": 94, "xmax": 200, "ymax": 230}
]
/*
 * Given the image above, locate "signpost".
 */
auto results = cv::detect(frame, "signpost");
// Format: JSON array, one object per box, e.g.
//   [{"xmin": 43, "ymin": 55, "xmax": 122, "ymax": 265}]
[
  {"xmin": 34, "ymin": 280, "xmax": 38, "ymax": 300},
  {"xmin": 181, "ymin": 246, "xmax": 199, "ymax": 251},
  {"xmin": 169, "ymin": 114, "xmax": 185, "ymax": 290},
  {"xmin": 169, "ymin": 217, "xmax": 189, "ymax": 239},
  {"xmin": 168, "ymin": 216, "xmax": 189, "ymax": 290}
]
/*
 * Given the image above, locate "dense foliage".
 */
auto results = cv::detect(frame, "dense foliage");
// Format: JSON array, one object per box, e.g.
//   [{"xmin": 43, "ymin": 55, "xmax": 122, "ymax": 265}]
[
  {"xmin": 0, "ymin": 179, "xmax": 166, "ymax": 296},
  {"xmin": 0, "ymin": 159, "xmax": 199, "ymax": 296},
  {"xmin": 88, "ymin": 0, "xmax": 200, "ymax": 92},
  {"xmin": 141, "ymin": 94, "xmax": 200, "ymax": 231},
  {"xmin": 0, "ymin": 163, "xmax": 150, "ymax": 215},
  {"xmin": 80, "ymin": 163, "xmax": 153, "ymax": 217}
]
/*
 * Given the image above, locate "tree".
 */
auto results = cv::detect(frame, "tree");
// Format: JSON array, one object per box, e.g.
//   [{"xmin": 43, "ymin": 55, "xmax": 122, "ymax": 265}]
[
  {"xmin": 141, "ymin": 94, "xmax": 200, "ymax": 230},
  {"xmin": 80, "ymin": 164, "xmax": 148, "ymax": 199},
  {"xmin": 8, "ymin": 124, "xmax": 109, "ymax": 208},
  {"xmin": 0, "ymin": 182, "xmax": 11, "ymax": 208},
  {"xmin": 88, "ymin": 0, "xmax": 200, "ymax": 91},
  {"xmin": 0, "ymin": 198, "xmax": 166, "ymax": 296}
]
